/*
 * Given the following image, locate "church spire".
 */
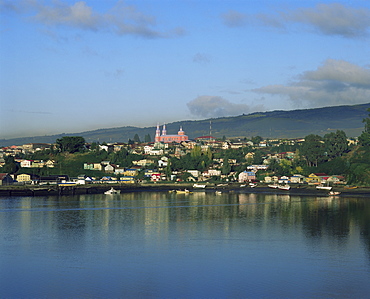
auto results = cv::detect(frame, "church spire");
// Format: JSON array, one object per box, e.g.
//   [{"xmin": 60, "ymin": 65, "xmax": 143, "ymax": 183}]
[
  {"xmin": 155, "ymin": 123, "xmax": 161, "ymax": 142},
  {"xmin": 162, "ymin": 124, "xmax": 167, "ymax": 136}
]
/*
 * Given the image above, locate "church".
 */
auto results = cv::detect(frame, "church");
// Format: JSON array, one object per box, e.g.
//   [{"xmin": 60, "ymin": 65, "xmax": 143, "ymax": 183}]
[{"xmin": 155, "ymin": 124, "xmax": 189, "ymax": 143}]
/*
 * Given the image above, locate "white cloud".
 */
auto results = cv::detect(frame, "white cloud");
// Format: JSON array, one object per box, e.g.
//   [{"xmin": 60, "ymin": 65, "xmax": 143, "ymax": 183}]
[
  {"xmin": 187, "ymin": 95, "xmax": 264, "ymax": 118},
  {"xmin": 1, "ymin": 0, "xmax": 184, "ymax": 38},
  {"xmin": 222, "ymin": 3, "xmax": 370, "ymax": 38},
  {"xmin": 252, "ymin": 59, "xmax": 370, "ymax": 108}
]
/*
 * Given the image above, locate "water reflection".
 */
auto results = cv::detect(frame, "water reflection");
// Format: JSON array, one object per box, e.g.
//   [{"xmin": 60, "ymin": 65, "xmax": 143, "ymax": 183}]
[{"xmin": 0, "ymin": 192, "xmax": 370, "ymax": 298}]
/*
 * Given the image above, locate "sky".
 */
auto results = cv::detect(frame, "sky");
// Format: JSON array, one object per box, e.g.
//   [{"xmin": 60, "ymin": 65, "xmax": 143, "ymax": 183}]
[{"xmin": 1, "ymin": 0, "xmax": 370, "ymax": 139}]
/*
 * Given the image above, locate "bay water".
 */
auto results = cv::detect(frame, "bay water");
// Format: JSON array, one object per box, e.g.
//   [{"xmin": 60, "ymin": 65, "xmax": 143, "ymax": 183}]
[{"xmin": 1, "ymin": 191, "xmax": 370, "ymax": 298}]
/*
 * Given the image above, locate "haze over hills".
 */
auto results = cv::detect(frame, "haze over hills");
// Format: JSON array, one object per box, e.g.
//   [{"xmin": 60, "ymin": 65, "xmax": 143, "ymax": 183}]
[{"xmin": 1, "ymin": 103, "xmax": 369, "ymax": 147}]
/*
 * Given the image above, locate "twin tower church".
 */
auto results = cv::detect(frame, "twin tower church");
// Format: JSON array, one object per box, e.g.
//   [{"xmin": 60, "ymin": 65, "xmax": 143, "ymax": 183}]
[{"xmin": 155, "ymin": 124, "xmax": 189, "ymax": 143}]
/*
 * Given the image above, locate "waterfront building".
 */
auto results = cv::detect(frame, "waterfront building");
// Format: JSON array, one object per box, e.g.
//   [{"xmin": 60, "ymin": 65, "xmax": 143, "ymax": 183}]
[{"xmin": 155, "ymin": 124, "xmax": 189, "ymax": 143}]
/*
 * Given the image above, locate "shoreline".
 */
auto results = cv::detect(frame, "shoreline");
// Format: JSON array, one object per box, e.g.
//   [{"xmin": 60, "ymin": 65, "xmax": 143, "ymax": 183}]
[{"xmin": 1, "ymin": 183, "xmax": 370, "ymax": 198}]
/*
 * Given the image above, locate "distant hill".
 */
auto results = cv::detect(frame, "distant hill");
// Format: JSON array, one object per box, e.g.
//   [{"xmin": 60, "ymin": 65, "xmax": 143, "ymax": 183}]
[{"xmin": 1, "ymin": 103, "xmax": 369, "ymax": 146}]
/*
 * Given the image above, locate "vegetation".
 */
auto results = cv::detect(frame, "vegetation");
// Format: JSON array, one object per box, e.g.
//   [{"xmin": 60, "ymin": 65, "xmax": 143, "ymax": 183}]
[{"xmin": 1, "ymin": 108, "xmax": 370, "ymax": 186}]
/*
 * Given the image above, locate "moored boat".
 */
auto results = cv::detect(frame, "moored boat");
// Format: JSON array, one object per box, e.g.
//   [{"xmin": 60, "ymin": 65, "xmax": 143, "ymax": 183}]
[
  {"xmin": 104, "ymin": 187, "xmax": 120, "ymax": 195},
  {"xmin": 193, "ymin": 184, "xmax": 206, "ymax": 188},
  {"xmin": 328, "ymin": 191, "xmax": 341, "ymax": 196},
  {"xmin": 278, "ymin": 184, "xmax": 290, "ymax": 191},
  {"xmin": 175, "ymin": 189, "xmax": 191, "ymax": 194},
  {"xmin": 316, "ymin": 185, "xmax": 332, "ymax": 191}
]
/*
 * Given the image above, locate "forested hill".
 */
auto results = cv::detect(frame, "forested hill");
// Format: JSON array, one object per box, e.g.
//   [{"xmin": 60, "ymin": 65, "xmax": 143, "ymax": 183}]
[{"xmin": 1, "ymin": 103, "xmax": 370, "ymax": 146}]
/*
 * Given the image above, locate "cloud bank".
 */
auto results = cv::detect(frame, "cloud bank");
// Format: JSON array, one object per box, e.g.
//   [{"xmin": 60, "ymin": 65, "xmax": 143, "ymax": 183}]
[
  {"xmin": 252, "ymin": 59, "xmax": 370, "ymax": 108},
  {"xmin": 187, "ymin": 96, "xmax": 264, "ymax": 118},
  {"xmin": 1, "ymin": 0, "xmax": 184, "ymax": 38},
  {"xmin": 221, "ymin": 3, "xmax": 370, "ymax": 38}
]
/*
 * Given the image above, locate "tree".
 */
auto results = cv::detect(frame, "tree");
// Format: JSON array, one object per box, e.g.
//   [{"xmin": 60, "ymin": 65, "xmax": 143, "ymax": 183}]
[
  {"xmin": 221, "ymin": 160, "xmax": 231, "ymax": 175},
  {"xmin": 56, "ymin": 136, "xmax": 85, "ymax": 153},
  {"xmin": 324, "ymin": 130, "xmax": 348, "ymax": 159},
  {"xmin": 251, "ymin": 136, "xmax": 263, "ymax": 145},
  {"xmin": 144, "ymin": 134, "xmax": 152, "ymax": 143},
  {"xmin": 300, "ymin": 134, "xmax": 325, "ymax": 167},
  {"xmin": 133, "ymin": 134, "xmax": 141, "ymax": 143},
  {"xmin": 358, "ymin": 108, "xmax": 370, "ymax": 147},
  {"xmin": 2, "ymin": 156, "xmax": 19, "ymax": 174}
]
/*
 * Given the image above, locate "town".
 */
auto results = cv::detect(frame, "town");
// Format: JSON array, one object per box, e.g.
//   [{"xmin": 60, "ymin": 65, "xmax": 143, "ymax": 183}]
[{"xmin": 1, "ymin": 120, "xmax": 370, "ymax": 188}]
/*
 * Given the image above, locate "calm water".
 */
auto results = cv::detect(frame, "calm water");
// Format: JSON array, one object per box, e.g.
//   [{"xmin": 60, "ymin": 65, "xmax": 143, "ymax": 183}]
[{"xmin": 1, "ymin": 191, "xmax": 370, "ymax": 298}]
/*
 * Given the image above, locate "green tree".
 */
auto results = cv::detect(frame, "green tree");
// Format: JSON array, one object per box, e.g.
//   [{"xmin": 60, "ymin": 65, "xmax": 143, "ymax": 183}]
[
  {"xmin": 358, "ymin": 108, "xmax": 370, "ymax": 147},
  {"xmin": 221, "ymin": 159, "xmax": 231, "ymax": 175},
  {"xmin": 2, "ymin": 156, "xmax": 19, "ymax": 174},
  {"xmin": 251, "ymin": 136, "xmax": 263, "ymax": 145},
  {"xmin": 133, "ymin": 134, "xmax": 141, "ymax": 143},
  {"xmin": 324, "ymin": 130, "xmax": 348, "ymax": 159},
  {"xmin": 56, "ymin": 136, "xmax": 86, "ymax": 153},
  {"xmin": 300, "ymin": 134, "xmax": 325, "ymax": 167},
  {"xmin": 144, "ymin": 134, "xmax": 152, "ymax": 143}
]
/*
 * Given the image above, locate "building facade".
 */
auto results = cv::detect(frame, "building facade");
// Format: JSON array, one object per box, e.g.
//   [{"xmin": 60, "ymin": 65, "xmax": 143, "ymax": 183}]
[{"xmin": 155, "ymin": 124, "xmax": 189, "ymax": 143}]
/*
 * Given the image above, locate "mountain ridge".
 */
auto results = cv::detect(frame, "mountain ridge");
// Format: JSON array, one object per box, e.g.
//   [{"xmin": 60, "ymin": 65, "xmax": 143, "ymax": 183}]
[{"xmin": 1, "ymin": 103, "xmax": 369, "ymax": 146}]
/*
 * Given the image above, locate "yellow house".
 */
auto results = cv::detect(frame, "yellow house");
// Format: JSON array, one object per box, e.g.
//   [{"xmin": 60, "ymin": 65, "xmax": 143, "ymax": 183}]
[
  {"xmin": 17, "ymin": 173, "xmax": 31, "ymax": 182},
  {"xmin": 123, "ymin": 168, "xmax": 139, "ymax": 177},
  {"xmin": 306, "ymin": 173, "xmax": 329, "ymax": 184}
]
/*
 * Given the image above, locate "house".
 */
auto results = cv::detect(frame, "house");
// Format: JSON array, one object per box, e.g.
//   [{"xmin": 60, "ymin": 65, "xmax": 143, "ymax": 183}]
[
  {"xmin": 45, "ymin": 160, "xmax": 55, "ymax": 168},
  {"xmin": 187, "ymin": 170, "xmax": 200, "ymax": 178},
  {"xmin": 104, "ymin": 164, "xmax": 115, "ymax": 173},
  {"xmin": 264, "ymin": 176, "xmax": 273, "ymax": 183},
  {"xmin": 290, "ymin": 174, "xmax": 305, "ymax": 184},
  {"xmin": 31, "ymin": 160, "xmax": 45, "ymax": 168},
  {"xmin": 158, "ymin": 157, "xmax": 169, "ymax": 168},
  {"xmin": 327, "ymin": 175, "xmax": 347, "ymax": 185},
  {"xmin": 0, "ymin": 173, "xmax": 14, "ymax": 185},
  {"xmin": 306, "ymin": 173, "xmax": 329, "ymax": 184},
  {"xmin": 247, "ymin": 165, "xmax": 269, "ymax": 171},
  {"xmin": 120, "ymin": 176, "xmax": 135, "ymax": 184},
  {"xmin": 238, "ymin": 171, "xmax": 256, "ymax": 183},
  {"xmin": 150, "ymin": 173, "xmax": 161, "ymax": 182},
  {"xmin": 114, "ymin": 167, "xmax": 125, "ymax": 175},
  {"xmin": 202, "ymin": 169, "xmax": 221, "ymax": 178},
  {"xmin": 278, "ymin": 176, "xmax": 290, "ymax": 184},
  {"xmin": 20, "ymin": 160, "xmax": 32, "ymax": 168},
  {"xmin": 124, "ymin": 168, "xmax": 139, "ymax": 177},
  {"xmin": 16, "ymin": 173, "xmax": 32, "ymax": 183},
  {"xmin": 133, "ymin": 159, "xmax": 155, "ymax": 167}
]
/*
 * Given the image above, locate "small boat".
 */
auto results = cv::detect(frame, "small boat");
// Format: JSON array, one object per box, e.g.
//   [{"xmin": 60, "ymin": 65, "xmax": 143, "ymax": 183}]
[
  {"xmin": 175, "ymin": 189, "xmax": 191, "ymax": 194},
  {"xmin": 268, "ymin": 184, "xmax": 279, "ymax": 189},
  {"xmin": 249, "ymin": 183, "xmax": 257, "ymax": 188},
  {"xmin": 104, "ymin": 187, "xmax": 120, "ymax": 195},
  {"xmin": 193, "ymin": 184, "xmax": 206, "ymax": 188},
  {"xmin": 278, "ymin": 184, "xmax": 290, "ymax": 191},
  {"xmin": 328, "ymin": 191, "xmax": 341, "ymax": 196},
  {"xmin": 316, "ymin": 185, "xmax": 332, "ymax": 191}
]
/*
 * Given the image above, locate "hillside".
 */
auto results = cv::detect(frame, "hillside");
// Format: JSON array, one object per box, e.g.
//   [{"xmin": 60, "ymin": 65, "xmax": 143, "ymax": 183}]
[{"xmin": 1, "ymin": 103, "xmax": 369, "ymax": 146}]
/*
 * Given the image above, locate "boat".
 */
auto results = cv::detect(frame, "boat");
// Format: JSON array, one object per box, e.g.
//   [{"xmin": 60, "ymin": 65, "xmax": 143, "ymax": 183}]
[
  {"xmin": 316, "ymin": 185, "xmax": 332, "ymax": 191},
  {"xmin": 175, "ymin": 189, "xmax": 191, "ymax": 194},
  {"xmin": 328, "ymin": 191, "xmax": 341, "ymax": 196},
  {"xmin": 249, "ymin": 183, "xmax": 257, "ymax": 188},
  {"xmin": 58, "ymin": 182, "xmax": 77, "ymax": 187},
  {"xmin": 193, "ymin": 184, "xmax": 206, "ymax": 188},
  {"xmin": 268, "ymin": 184, "xmax": 279, "ymax": 189},
  {"xmin": 104, "ymin": 187, "xmax": 120, "ymax": 195},
  {"xmin": 278, "ymin": 184, "xmax": 290, "ymax": 190}
]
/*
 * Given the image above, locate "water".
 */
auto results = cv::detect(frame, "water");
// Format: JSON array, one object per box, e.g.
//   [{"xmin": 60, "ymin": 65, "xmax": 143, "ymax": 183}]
[{"xmin": 1, "ymin": 191, "xmax": 369, "ymax": 298}]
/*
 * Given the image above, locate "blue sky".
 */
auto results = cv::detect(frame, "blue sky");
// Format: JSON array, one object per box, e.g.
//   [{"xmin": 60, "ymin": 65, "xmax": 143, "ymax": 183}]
[{"xmin": 1, "ymin": 0, "xmax": 370, "ymax": 139}]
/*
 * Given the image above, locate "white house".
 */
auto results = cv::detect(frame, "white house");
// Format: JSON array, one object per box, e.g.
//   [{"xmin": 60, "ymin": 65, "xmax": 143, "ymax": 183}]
[{"xmin": 238, "ymin": 171, "xmax": 256, "ymax": 182}]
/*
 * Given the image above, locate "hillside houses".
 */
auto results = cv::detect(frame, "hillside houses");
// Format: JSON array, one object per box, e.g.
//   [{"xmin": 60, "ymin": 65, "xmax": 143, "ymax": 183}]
[{"xmin": 0, "ymin": 136, "xmax": 353, "ymax": 186}]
